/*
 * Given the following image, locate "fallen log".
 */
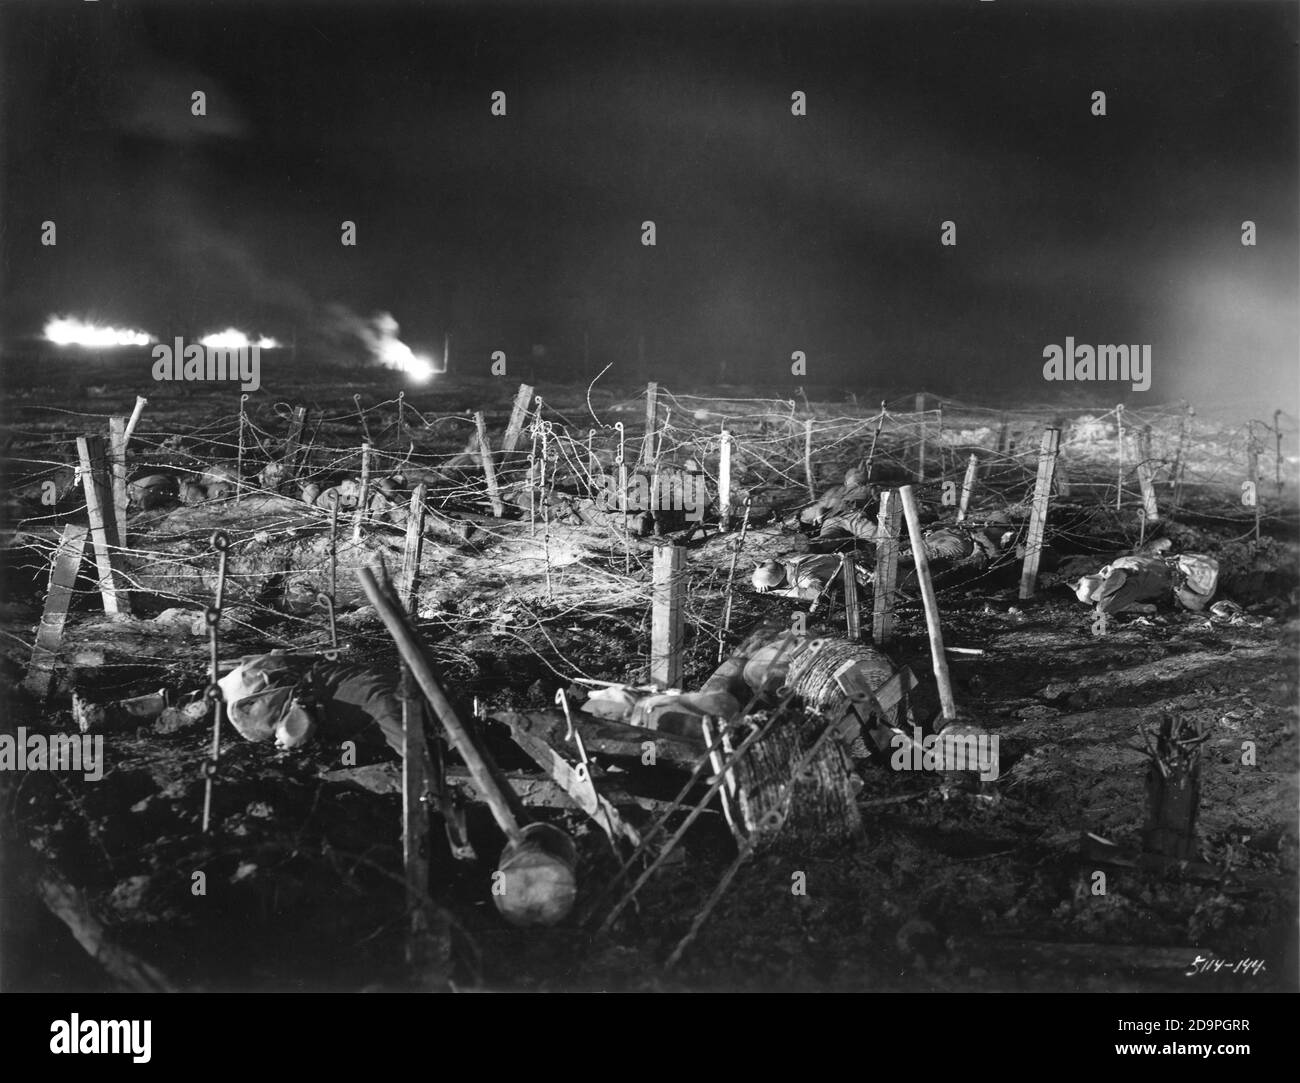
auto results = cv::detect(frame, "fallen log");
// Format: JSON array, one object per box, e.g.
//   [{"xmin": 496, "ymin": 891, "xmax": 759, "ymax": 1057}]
[{"xmin": 36, "ymin": 868, "xmax": 177, "ymax": 992}]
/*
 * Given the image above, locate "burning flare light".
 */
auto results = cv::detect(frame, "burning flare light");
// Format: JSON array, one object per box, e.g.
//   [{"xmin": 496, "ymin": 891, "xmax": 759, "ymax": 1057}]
[
  {"xmin": 363, "ymin": 313, "xmax": 435, "ymax": 382},
  {"xmin": 45, "ymin": 316, "xmax": 155, "ymax": 348},
  {"xmin": 199, "ymin": 329, "xmax": 281, "ymax": 350}
]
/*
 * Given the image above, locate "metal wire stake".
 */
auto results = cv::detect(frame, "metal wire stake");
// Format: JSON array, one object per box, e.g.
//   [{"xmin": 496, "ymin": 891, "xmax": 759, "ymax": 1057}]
[{"xmin": 201, "ymin": 531, "xmax": 230, "ymax": 834}]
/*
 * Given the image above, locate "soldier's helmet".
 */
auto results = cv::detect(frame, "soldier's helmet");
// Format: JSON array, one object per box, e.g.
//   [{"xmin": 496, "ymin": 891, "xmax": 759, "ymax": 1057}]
[{"xmin": 752, "ymin": 561, "xmax": 788, "ymax": 592}]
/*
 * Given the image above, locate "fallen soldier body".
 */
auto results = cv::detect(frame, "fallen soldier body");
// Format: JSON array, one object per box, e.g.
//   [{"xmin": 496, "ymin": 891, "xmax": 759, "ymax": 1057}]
[
  {"xmin": 1070, "ymin": 551, "xmax": 1218, "ymax": 615},
  {"xmin": 217, "ymin": 652, "xmax": 407, "ymax": 756}
]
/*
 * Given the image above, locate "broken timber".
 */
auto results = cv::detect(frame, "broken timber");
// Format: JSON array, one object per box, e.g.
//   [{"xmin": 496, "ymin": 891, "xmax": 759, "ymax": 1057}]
[
  {"xmin": 474, "ymin": 411, "xmax": 504, "ymax": 517},
  {"xmin": 23, "ymin": 523, "xmax": 90, "ymax": 699}
]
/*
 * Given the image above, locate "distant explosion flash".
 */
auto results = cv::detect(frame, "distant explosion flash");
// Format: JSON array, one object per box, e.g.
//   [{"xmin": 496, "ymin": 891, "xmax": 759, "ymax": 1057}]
[
  {"xmin": 199, "ymin": 329, "xmax": 281, "ymax": 350},
  {"xmin": 45, "ymin": 316, "xmax": 155, "ymax": 348},
  {"xmin": 358, "ymin": 312, "xmax": 436, "ymax": 382}
]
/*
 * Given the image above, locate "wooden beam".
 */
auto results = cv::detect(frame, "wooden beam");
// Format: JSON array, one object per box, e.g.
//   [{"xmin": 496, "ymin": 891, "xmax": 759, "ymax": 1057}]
[
  {"xmin": 899, "ymin": 484, "xmax": 957, "ymax": 722},
  {"xmin": 1019, "ymin": 427, "xmax": 1060, "ymax": 599},
  {"xmin": 76, "ymin": 435, "xmax": 130, "ymax": 615},
  {"xmin": 399, "ymin": 482, "xmax": 427, "ymax": 613},
  {"xmin": 650, "ymin": 544, "xmax": 686, "ymax": 689},
  {"xmin": 474, "ymin": 411, "xmax": 504, "ymax": 517},
  {"xmin": 956, "ymin": 453, "xmax": 977, "ymax": 523},
  {"xmin": 871, "ymin": 489, "xmax": 901, "ymax": 646},
  {"xmin": 23, "ymin": 524, "xmax": 90, "ymax": 699}
]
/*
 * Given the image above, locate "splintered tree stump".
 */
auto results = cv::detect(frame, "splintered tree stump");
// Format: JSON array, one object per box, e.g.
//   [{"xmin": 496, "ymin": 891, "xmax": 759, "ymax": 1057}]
[
  {"xmin": 729, "ymin": 712, "xmax": 863, "ymax": 852},
  {"xmin": 1143, "ymin": 715, "xmax": 1203, "ymax": 861}
]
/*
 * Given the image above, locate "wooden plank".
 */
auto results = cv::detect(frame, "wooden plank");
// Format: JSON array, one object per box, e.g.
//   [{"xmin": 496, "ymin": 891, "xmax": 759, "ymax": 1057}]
[
  {"xmin": 650, "ymin": 544, "xmax": 685, "ymax": 689},
  {"xmin": 107, "ymin": 418, "xmax": 129, "ymax": 546},
  {"xmin": 871, "ymin": 489, "xmax": 901, "ymax": 646},
  {"xmin": 399, "ymin": 482, "xmax": 427, "ymax": 613},
  {"xmin": 76, "ymin": 435, "xmax": 130, "ymax": 615},
  {"xmin": 23, "ymin": 524, "xmax": 90, "ymax": 698},
  {"xmin": 494, "ymin": 710, "xmax": 704, "ymax": 769},
  {"xmin": 474, "ymin": 411, "xmax": 504, "ymax": 517},
  {"xmin": 956, "ymin": 453, "xmax": 977, "ymax": 523},
  {"xmin": 1019, "ymin": 427, "xmax": 1060, "ymax": 599}
]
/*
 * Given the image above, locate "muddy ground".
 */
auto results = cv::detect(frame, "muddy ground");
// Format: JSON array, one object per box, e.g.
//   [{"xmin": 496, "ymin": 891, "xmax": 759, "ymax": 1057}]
[{"xmin": 1, "ymin": 369, "xmax": 1297, "ymax": 992}]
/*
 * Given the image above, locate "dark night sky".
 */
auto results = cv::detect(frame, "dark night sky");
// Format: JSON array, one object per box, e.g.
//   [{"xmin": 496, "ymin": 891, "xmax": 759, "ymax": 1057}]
[{"xmin": 2, "ymin": 0, "xmax": 1296, "ymax": 411}]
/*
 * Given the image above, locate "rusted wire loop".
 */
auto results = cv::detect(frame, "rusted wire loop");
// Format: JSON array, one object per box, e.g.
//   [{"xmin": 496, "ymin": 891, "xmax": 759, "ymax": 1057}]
[
  {"xmin": 204, "ymin": 607, "xmax": 221, "ymax": 626},
  {"xmin": 201, "ymin": 759, "xmax": 219, "ymax": 779},
  {"xmin": 204, "ymin": 683, "xmax": 223, "ymax": 702},
  {"xmin": 209, "ymin": 530, "xmax": 229, "ymax": 552},
  {"xmin": 273, "ymin": 402, "xmax": 294, "ymax": 420}
]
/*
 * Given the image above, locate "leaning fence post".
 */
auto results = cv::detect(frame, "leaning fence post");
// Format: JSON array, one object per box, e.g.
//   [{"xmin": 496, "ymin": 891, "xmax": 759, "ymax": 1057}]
[
  {"xmin": 1019, "ymin": 428, "xmax": 1060, "ymax": 599},
  {"xmin": 399, "ymin": 482, "xmax": 427, "ymax": 613},
  {"xmin": 76, "ymin": 435, "xmax": 130, "ymax": 615},
  {"xmin": 23, "ymin": 524, "xmax": 90, "ymax": 699},
  {"xmin": 650, "ymin": 544, "xmax": 685, "ymax": 689},
  {"xmin": 501, "ymin": 383, "xmax": 535, "ymax": 457},
  {"xmin": 872, "ymin": 489, "xmax": 901, "ymax": 646},
  {"xmin": 956, "ymin": 453, "xmax": 978, "ymax": 523},
  {"xmin": 474, "ymin": 411, "xmax": 504, "ymax": 517},
  {"xmin": 899, "ymin": 484, "xmax": 957, "ymax": 722}
]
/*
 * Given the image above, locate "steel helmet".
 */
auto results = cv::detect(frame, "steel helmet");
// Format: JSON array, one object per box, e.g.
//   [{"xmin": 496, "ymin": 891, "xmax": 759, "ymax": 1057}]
[{"xmin": 752, "ymin": 561, "xmax": 787, "ymax": 591}]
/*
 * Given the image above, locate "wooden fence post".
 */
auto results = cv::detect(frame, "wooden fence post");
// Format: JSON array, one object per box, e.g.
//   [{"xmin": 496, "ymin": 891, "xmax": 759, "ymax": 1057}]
[
  {"xmin": 107, "ymin": 417, "xmax": 128, "ymax": 547},
  {"xmin": 1019, "ymin": 428, "xmax": 1060, "ymax": 599},
  {"xmin": 872, "ymin": 490, "xmax": 901, "ymax": 646},
  {"xmin": 475, "ymin": 411, "xmax": 504, "ymax": 517},
  {"xmin": 650, "ymin": 544, "xmax": 685, "ymax": 689}
]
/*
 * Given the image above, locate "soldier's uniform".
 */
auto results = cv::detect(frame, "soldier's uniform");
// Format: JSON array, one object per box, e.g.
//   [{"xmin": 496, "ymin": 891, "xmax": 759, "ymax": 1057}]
[{"xmin": 218, "ymin": 653, "xmax": 406, "ymax": 756}]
